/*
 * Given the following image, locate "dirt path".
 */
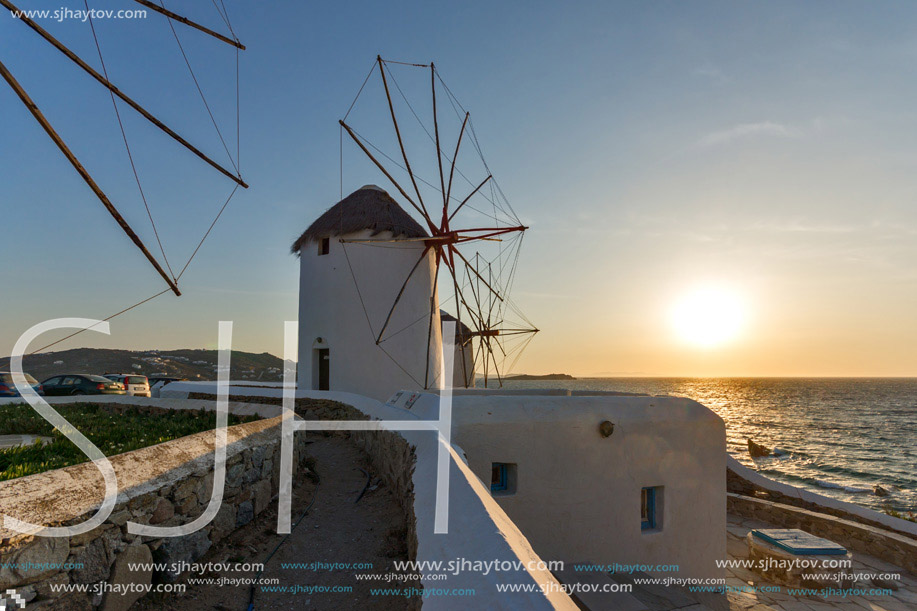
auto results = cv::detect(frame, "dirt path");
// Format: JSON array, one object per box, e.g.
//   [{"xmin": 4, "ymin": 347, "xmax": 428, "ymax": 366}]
[{"xmin": 136, "ymin": 435, "xmax": 415, "ymax": 610}]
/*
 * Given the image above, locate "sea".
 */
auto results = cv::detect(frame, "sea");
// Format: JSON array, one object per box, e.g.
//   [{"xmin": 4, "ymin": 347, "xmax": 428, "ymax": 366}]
[{"xmin": 499, "ymin": 377, "xmax": 916, "ymax": 514}]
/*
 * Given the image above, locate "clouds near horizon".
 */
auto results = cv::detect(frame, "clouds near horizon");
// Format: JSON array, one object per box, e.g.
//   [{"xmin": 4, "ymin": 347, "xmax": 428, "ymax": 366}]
[{"xmin": 697, "ymin": 122, "xmax": 798, "ymax": 148}]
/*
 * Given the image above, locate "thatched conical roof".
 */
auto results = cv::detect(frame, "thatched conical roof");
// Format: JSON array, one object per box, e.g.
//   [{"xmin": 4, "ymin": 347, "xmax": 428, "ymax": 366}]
[{"xmin": 291, "ymin": 185, "xmax": 428, "ymax": 254}]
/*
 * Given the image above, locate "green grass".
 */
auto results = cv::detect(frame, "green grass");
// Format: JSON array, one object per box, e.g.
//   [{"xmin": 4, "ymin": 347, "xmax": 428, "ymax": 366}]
[{"xmin": 0, "ymin": 403, "xmax": 256, "ymax": 481}]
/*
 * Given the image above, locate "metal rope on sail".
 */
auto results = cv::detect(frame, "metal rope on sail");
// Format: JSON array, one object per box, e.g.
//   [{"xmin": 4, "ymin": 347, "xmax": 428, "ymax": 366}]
[
  {"xmin": 83, "ymin": 0, "xmax": 176, "ymax": 281},
  {"xmin": 3, "ymin": 0, "xmax": 246, "ymax": 352},
  {"xmin": 0, "ymin": 0, "xmax": 248, "ymax": 296},
  {"xmin": 338, "ymin": 57, "xmax": 538, "ymax": 388}
]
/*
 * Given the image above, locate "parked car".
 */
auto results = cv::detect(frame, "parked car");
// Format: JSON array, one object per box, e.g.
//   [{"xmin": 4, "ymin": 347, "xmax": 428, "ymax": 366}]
[
  {"xmin": 103, "ymin": 374, "xmax": 151, "ymax": 397},
  {"xmin": 40, "ymin": 374, "xmax": 125, "ymax": 396},
  {"xmin": 0, "ymin": 372, "xmax": 43, "ymax": 397}
]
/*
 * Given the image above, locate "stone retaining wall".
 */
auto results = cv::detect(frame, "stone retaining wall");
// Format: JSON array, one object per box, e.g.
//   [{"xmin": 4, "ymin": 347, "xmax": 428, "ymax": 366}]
[
  {"xmin": 0, "ymin": 415, "xmax": 311, "ymax": 610},
  {"xmin": 727, "ymin": 493, "xmax": 917, "ymax": 576},
  {"xmin": 191, "ymin": 392, "xmax": 421, "ymax": 569}
]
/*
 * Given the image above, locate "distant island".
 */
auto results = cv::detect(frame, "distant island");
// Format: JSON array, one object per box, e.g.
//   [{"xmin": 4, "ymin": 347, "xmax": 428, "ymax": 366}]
[{"xmin": 504, "ymin": 373, "xmax": 576, "ymax": 381}]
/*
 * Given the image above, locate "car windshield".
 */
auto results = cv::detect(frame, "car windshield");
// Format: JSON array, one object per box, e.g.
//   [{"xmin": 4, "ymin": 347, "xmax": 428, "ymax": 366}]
[
  {"xmin": 126, "ymin": 376, "xmax": 148, "ymax": 385},
  {"xmin": 0, "ymin": 373, "xmax": 38, "ymax": 384},
  {"xmin": 88, "ymin": 375, "xmax": 115, "ymax": 383}
]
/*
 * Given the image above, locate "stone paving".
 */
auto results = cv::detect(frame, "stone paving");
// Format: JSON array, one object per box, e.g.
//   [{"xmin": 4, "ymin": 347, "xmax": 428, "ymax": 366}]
[{"xmin": 723, "ymin": 513, "xmax": 917, "ymax": 611}]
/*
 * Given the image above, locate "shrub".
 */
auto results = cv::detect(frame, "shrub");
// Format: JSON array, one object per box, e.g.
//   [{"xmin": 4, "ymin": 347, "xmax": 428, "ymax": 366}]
[{"xmin": 883, "ymin": 506, "xmax": 917, "ymax": 523}]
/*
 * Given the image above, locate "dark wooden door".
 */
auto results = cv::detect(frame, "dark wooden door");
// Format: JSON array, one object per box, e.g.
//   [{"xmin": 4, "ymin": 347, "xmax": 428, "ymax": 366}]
[{"xmin": 318, "ymin": 349, "xmax": 330, "ymax": 390}]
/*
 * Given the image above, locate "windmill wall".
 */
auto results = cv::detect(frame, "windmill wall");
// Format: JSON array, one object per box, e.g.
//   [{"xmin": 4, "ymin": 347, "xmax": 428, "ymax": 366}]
[{"xmin": 296, "ymin": 229, "xmax": 443, "ymax": 401}]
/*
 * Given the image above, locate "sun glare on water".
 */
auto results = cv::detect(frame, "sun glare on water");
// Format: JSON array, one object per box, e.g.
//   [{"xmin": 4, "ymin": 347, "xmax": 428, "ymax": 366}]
[{"xmin": 671, "ymin": 287, "xmax": 744, "ymax": 348}]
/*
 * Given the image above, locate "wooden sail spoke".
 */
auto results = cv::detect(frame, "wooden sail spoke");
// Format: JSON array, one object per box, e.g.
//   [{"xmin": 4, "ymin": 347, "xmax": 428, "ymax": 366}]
[
  {"xmin": 442, "ymin": 257, "xmax": 486, "ymax": 330},
  {"xmin": 423, "ymin": 251, "xmax": 442, "ymax": 388},
  {"xmin": 339, "ymin": 120, "xmax": 438, "ymax": 234},
  {"xmin": 450, "ymin": 246, "xmax": 504, "ymax": 303},
  {"xmin": 378, "ymin": 57, "xmax": 431, "ymax": 224},
  {"xmin": 454, "ymin": 225, "xmax": 528, "ymax": 242},
  {"xmin": 463, "ymin": 261, "xmax": 485, "ymax": 324},
  {"xmin": 481, "ymin": 335, "xmax": 503, "ymax": 387},
  {"xmin": 445, "ymin": 112, "xmax": 469, "ymax": 211},
  {"xmin": 130, "ymin": 0, "xmax": 244, "ymax": 49},
  {"xmin": 0, "ymin": 59, "xmax": 181, "ymax": 296},
  {"xmin": 375, "ymin": 246, "xmax": 431, "ymax": 344},
  {"xmin": 448, "ymin": 174, "xmax": 492, "ymax": 223},
  {"xmin": 431, "ymin": 63, "xmax": 447, "ymax": 215},
  {"xmin": 445, "ymin": 252, "xmax": 471, "ymax": 388},
  {"xmin": 1, "ymin": 0, "xmax": 246, "ymax": 188}
]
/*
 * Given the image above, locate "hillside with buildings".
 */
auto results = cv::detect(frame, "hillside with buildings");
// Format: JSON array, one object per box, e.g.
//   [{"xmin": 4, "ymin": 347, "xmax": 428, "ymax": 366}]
[{"xmin": 0, "ymin": 348, "xmax": 284, "ymax": 382}]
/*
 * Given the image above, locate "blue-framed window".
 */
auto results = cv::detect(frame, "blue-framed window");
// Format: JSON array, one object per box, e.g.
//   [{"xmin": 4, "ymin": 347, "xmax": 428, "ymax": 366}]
[
  {"xmin": 641, "ymin": 487, "xmax": 657, "ymax": 531},
  {"xmin": 491, "ymin": 463, "xmax": 508, "ymax": 492}
]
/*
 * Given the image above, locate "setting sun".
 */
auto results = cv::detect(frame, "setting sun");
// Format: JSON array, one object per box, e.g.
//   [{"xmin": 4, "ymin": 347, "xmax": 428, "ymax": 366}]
[{"xmin": 671, "ymin": 288, "xmax": 745, "ymax": 348}]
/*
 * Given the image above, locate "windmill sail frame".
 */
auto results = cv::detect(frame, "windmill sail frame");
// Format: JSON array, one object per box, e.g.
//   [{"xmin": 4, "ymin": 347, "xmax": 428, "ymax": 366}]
[{"xmin": 338, "ymin": 56, "xmax": 539, "ymax": 388}]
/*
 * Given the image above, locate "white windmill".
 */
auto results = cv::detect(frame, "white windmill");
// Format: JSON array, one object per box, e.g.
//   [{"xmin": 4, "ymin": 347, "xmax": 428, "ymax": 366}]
[{"xmin": 293, "ymin": 57, "xmax": 539, "ymax": 400}]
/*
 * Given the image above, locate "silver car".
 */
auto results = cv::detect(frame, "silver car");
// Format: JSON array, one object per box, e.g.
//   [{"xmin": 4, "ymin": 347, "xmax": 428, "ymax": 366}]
[{"xmin": 103, "ymin": 373, "xmax": 151, "ymax": 397}]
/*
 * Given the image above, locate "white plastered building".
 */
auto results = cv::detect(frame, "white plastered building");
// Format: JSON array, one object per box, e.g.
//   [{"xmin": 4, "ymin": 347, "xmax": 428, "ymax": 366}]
[
  {"xmin": 293, "ymin": 185, "xmax": 726, "ymax": 583},
  {"xmin": 293, "ymin": 185, "xmax": 443, "ymax": 401}
]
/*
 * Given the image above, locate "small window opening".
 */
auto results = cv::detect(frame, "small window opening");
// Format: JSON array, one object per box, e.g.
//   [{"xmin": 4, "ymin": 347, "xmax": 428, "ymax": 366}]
[
  {"xmin": 318, "ymin": 237, "xmax": 330, "ymax": 256},
  {"xmin": 490, "ymin": 462, "xmax": 516, "ymax": 496},
  {"xmin": 641, "ymin": 486, "xmax": 663, "ymax": 532},
  {"xmin": 492, "ymin": 464, "xmax": 507, "ymax": 491}
]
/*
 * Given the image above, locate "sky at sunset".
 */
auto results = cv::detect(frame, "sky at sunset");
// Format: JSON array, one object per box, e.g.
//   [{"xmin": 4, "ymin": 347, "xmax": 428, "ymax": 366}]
[{"xmin": 3, "ymin": 0, "xmax": 917, "ymax": 376}]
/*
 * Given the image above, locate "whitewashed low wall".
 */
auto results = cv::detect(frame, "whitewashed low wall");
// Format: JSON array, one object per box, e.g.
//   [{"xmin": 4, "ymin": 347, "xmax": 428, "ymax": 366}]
[
  {"xmin": 163, "ymin": 382, "xmax": 578, "ymax": 610},
  {"xmin": 399, "ymin": 391, "xmax": 727, "ymax": 581},
  {"xmin": 727, "ymin": 456, "xmax": 917, "ymax": 537}
]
